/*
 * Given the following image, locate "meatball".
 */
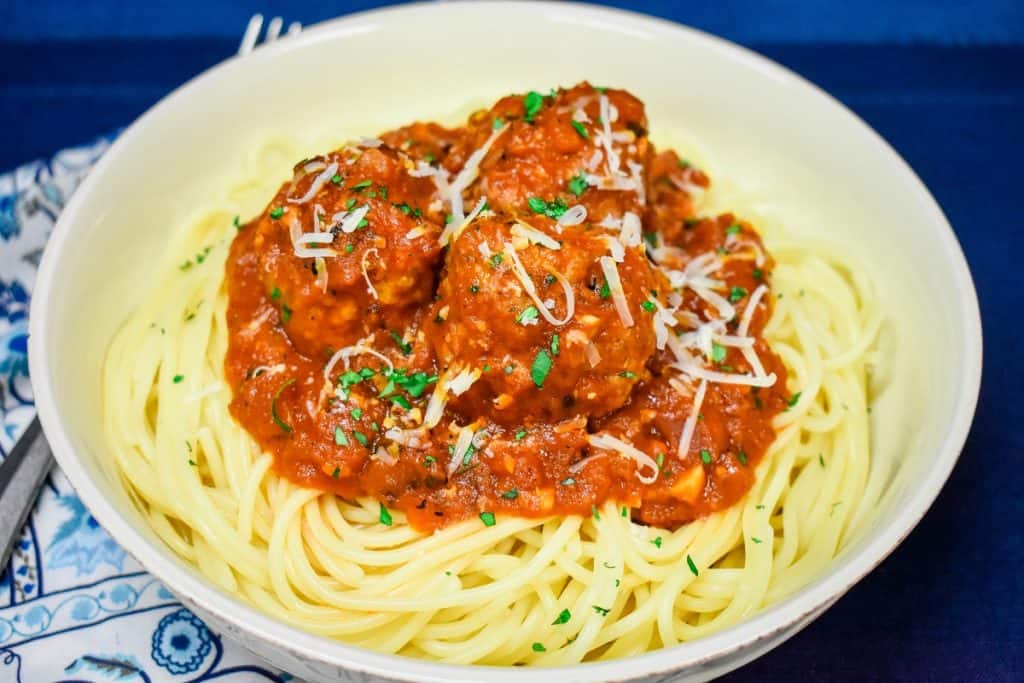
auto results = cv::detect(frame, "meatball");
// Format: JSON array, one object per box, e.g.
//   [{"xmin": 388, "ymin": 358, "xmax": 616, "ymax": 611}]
[
  {"xmin": 379, "ymin": 121, "xmax": 463, "ymax": 166},
  {"xmin": 250, "ymin": 144, "xmax": 444, "ymax": 357},
  {"xmin": 426, "ymin": 214, "xmax": 659, "ymax": 426},
  {"xmin": 444, "ymin": 82, "xmax": 651, "ymax": 225}
]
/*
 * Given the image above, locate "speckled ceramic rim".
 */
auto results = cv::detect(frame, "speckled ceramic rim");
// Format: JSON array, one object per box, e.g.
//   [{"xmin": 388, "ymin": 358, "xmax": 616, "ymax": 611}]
[{"xmin": 29, "ymin": 2, "xmax": 982, "ymax": 681}]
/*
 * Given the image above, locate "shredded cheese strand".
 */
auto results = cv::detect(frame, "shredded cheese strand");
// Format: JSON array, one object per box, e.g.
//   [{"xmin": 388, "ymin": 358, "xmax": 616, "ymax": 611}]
[
  {"xmin": 587, "ymin": 433, "xmax": 659, "ymax": 485},
  {"xmin": 738, "ymin": 284, "xmax": 769, "ymax": 337},
  {"xmin": 599, "ymin": 255, "xmax": 634, "ymax": 327},
  {"xmin": 676, "ymin": 379, "xmax": 707, "ymax": 458},
  {"xmin": 288, "ymin": 161, "xmax": 338, "ymax": 204},
  {"xmin": 361, "ymin": 248, "xmax": 380, "ymax": 299},
  {"xmin": 503, "ymin": 241, "xmax": 575, "ymax": 326}
]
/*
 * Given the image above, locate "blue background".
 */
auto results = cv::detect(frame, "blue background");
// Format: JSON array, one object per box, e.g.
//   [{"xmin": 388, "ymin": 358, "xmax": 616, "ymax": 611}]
[{"xmin": 2, "ymin": 1, "xmax": 1021, "ymax": 680}]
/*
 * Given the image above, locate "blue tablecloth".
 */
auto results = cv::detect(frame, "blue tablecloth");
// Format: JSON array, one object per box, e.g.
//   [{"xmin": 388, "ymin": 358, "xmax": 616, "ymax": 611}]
[{"xmin": 1, "ymin": 1, "xmax": 1021, "ymax": 680}]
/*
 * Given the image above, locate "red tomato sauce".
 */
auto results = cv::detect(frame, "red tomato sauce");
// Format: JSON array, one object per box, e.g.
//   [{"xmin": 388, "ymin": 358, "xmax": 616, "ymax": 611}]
[{"xmin": 224, "ymin": 84, "xmax": 788, "ymax": 531}]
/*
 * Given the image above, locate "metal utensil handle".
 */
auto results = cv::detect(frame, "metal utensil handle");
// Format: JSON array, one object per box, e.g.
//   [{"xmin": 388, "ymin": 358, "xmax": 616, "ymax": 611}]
[{"xmin": 0, "ymin": 417, "xmax": 53, "ymax": 569}]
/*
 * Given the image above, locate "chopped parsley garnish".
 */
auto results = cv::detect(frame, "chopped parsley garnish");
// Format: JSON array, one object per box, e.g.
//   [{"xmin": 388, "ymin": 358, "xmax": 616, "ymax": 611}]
[
  {"xmin": 753, "ymin": 268, "xmax": 763, "ymax": 280},
  {"xmin": 389, "ymin": 330, "xmax": 413, "ymax": 355},
  {"xmin": 551, "ymin": 608, "xmax": 571, "ymax": 625},
  {"xmin": 619, "ymin": 370, "xmax": 637, "ymax": 379},
  {"xmin": 531, "ymin": 348, "xmax": 553, "ymax": 388},
  {"xmin": 270, "ymin": 379, "xmax": 296, "ymax": 433},
  {"xmin": 479, "ymin": 511, "xmax": 496, "ymax": 527},
  {"xmin": 389, "ymin": 394, "xmax": 412, "ymax": 410},
  {"xmin": 656, "ymin": 453, "xmax": 665, "ymax": 469},
  {"xmin": 560, "ymin": 477, "xmax": 576, "ymax": 486},
  {"xmin": 515, "ymin": 429, "xmax": 528, "ymax": 440},
  {"xmin": 351, "ymin": 179, "xmax": 372, "ymax": 191},
  {"xmin": 592, "ymin": 605, "xmax": 610, "ymax": 616},
  {"xmin": 516, "ymin": 306, "xmax": 540, "ymax": 325},
  {"xmin": 621, "ymin": 506, "xmax": 629, "ymax": 518},
  {"xmin": 345, "ymin": 198, "xmax": 357, "ymax": 210},
  {"xmin": 592, "ymin": 505, "xmax": 601, "ymax": 521},
  {"xmin": 523, "ymin": 91, "xmax": 544, "ymax": 123},
  {"xmin": 571, "ymin": 120, "xmax": 589, "ymax": 139},
  {"xmin": 686, "ymin": 554, "xmax": 699, "ymax": 576},
  {"xmin": 469, "ymin": 284, "xmax": 480, "ymax": 294},
  {"xmin": 424, "ymin": 455, "xmax": 436, "ymax": 465},
  {"xmin": 345, "ymin": 244, "xmax": 355, "ymax": 254},
  {"xmin": 270, "ymin": 286, "xmax": 282, "ymax": 300},
  {"xmin": 527, "ymin": 196, "xmax": 569, "ymax": 219},
  {"xmin": 786, "ymin": 392, "xmax": 802, "ymax": 410},
  {"xmin": 737, "ymin": 450, "xmax": 749, "ymax": 466},
  {"xmin": 711, "ymin": 342, "xmax": 727, "ymax": 363},
  {"xmin": 352, "ymin": 430, "xmax": 369, "ymax": 447},
  {"xmin": 490, "ymin": 252, "xmax": 504, "ymax": 267},
  {"xmin": 172, "ymin": 374, "xmax": 184, "ymax": 384},
  {"xmin": 394, "ymin": 202, "xmax": 412, "ymax": 215},
  {"xmin": 652, "ymin": 536, "xmax": 662, "ymax": 548},
  {"xmin": 678, "ymin": 158, "xmax": 691, "ymax": 168},
  {"xmin": 700, "ymin": 449, "xmax": 712, "ymax": 464},
  {"xmin": 492, "ymin": 117, "xmax": 504, "ymax": 130},
  {"xmin": 640, "ymin": 300, "xmax": 656, "ymax": 313},
  {"xmin": 351, "ymin": 408, "xmax": 363, "ymax": 420},
  {"xmin": 334, "ymin": 426, "xmax": 349, "ymax": 446},
  {"xmin": 501, "ymin": 489, "xmax": 519, "ymax": 500},
  {"xmin": 379, "ymin": 503, "xmax": 393, "ymax": 526},
  {"xmin": 269, "ymin": 206, "xmax": 284, "ymax": 219},
  {"xmin": 550, "ymin": 334, "xmax": 560, "ymax": 356},
  {"xmin": 567, "ymin": 171, "xmax": 588, "ymax": 197},
  {"xmin": 643, "ymin": 231, "xmax": 658, "ymax": 248},
  {"xmin": 233, "ymin": 215, "xmax": 241, "ymax": 229},
  {"xmin": 532, "ymin": 642, "xmax": 546, "ymax": 652},
  {"xmin": 751, "ymin": 536, "xmax": 763, "ymax": 544},
  {"xmin": 819, "ymin": 453, "xmax": 826, "ymax": 468},
  {"xmin": 331, "ymin": 467, "xmax": 340, "ymax": 478},
  {"xmin": 330, "ymin": 173, "xmax": 343, "ymax": 185},
  {"xmin": 725, "ymin": 223, "xmax": 742, "ymax": 235},
  {"xmin": 599, "ymin": 280, "xmax": 611, "ymax": 299},
  {"xmin": 188, "ymin": 459, "xmax": 197, "ymax": 466},
  {"xmin": 280, "ymin": 305, "xmax": 293, "ymax": 323},
  {"xmin": 728, "ymin": 286, "xmax": 748, "ymax": 303},
  {"xmin": 504, "ymin": 364, "xmax": 515, "ymax": 374}
]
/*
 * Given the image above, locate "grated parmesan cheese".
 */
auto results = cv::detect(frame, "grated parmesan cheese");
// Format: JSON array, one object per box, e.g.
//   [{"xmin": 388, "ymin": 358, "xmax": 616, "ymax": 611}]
[
  {"xmin": 288, "ymin": 161, "xmax": 339, "ymax": 204},
  {"xmin": 587, "ymin": 433, "xmax": 659, "ymax": 484},
  {"xmin": 599, "ymin": 256, "xmax": 634, "ymax": 327}
]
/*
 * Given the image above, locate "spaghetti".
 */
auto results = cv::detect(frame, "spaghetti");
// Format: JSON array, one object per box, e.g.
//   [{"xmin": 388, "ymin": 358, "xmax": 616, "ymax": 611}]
[{"xmin": 101, "ymin": 84, "xmax": 881, "ymax": 665}]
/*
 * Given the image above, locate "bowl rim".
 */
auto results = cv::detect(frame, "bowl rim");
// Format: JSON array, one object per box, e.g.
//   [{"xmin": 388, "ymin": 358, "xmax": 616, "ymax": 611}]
[{"xmin": 27, "ymin": 2, "xmax": 983, "ymax": 681}]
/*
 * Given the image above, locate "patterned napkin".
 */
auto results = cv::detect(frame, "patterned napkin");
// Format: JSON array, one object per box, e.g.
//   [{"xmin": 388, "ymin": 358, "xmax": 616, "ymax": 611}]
[{"xmin": 0, "ymin": 137, "xmax": 295, "ymax": 682}]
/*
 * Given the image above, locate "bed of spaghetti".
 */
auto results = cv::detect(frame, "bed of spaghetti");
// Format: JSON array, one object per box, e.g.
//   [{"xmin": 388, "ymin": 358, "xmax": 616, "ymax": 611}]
[{"xmin": 102, "ymin": 135, "xmax": 883, "ymax": 665}]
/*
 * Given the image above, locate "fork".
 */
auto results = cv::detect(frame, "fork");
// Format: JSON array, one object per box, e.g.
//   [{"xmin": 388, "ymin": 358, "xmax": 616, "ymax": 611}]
[{"xmin": 0, "ymin": 15, "xmax": 302, "ymax": 572}]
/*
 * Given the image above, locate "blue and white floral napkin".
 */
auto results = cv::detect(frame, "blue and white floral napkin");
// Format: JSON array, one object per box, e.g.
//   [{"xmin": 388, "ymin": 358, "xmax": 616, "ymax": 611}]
[{"xmin": 0, "ymin": 137, "xmax": 294, "ymax": 682}]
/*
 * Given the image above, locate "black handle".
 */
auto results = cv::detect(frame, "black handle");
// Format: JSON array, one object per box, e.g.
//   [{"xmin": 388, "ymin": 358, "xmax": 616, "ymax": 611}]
[{"xmin": 0, "ymin": 417, "xmax": 54, "ymax": 570}]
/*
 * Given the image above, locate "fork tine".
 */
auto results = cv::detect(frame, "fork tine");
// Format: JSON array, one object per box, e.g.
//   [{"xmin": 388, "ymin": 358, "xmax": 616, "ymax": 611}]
[
  {"xmin": 286, "ymin": 21, "xmax": 302, "ymax": 36},
  {"xmin": 238, "ymin": 14, "xmax": 263, "ymax": 56},
  {"xmin": 265, "ymin": 16, "xmax": 284, "ymax": 43}
]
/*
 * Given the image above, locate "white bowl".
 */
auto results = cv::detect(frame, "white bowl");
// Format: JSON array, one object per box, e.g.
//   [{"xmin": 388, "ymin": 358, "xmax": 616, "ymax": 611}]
[{"xmin": 28, "ymin": 2, "xmax": 982, "ymax": 681}]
